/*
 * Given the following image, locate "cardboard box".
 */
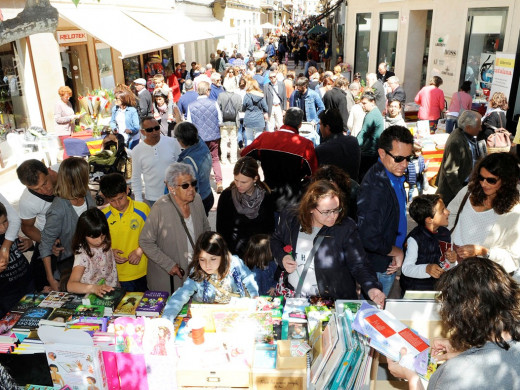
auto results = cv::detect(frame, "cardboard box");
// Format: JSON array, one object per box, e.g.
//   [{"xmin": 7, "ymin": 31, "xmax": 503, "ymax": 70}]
[
  {"xmin": 252, "ymin": 367, "xmax": 307, "ymax": 390},
  {"xmin": 177, "ymin": 367, "xmax": 251, "ymax": 388},
  {"xmin": 276, "ymin": 340, "xmax": 307, "ymax": 370}
]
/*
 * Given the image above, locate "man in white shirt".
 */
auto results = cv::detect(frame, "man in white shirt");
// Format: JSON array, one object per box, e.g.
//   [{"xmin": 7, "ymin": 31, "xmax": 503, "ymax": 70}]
[
  {"xmin": 132, "ymin": 116, "xmax": 181, "ymax": 206},
  {"xmin": 16, "ymin": 160, "xmax": 60, "ymax": 290}
]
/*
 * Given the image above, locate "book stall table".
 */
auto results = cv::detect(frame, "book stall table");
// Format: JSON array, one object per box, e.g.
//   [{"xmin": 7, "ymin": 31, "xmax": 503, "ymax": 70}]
[{"xmin": 0, "ymin": 290, "xmax": 443, "ymax": 390}]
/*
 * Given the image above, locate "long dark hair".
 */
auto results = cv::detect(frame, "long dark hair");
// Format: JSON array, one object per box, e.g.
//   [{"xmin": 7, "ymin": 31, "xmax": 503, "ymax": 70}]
[
  {"xmin": 468, "ymin": 153, "xmax": 520, "ymax": 214},
  {"xmin": 72, "ymin": 208, "xmax": 111, "ymax": 257},
  {"xmin": 437, "ymin": 257, "xmax": 520, "ymax": 352},
  {"xmin": 232, "ymin": 156, "xmax": 270, "ymax": 193},
  {"xmin": 243, "ymin": 234, "xmax": 272, "ymax": 270},
  {"xmin": 188, "ymin": 231, "xmax": 231, "ymax": 282}
]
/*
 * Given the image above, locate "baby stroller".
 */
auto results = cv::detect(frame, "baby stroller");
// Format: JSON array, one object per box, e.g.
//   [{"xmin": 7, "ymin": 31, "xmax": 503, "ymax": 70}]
[
  {"xmin": 88, "ymin": 132, "xmax": 130, "ymax": 205},
  {"xmin": 299, "ymin": 122, "xmax": 320, "ymax": 147}
]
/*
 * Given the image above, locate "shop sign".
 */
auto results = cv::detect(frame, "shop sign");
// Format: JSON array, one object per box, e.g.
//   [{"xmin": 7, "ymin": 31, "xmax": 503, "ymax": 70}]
[
  {"xmin": 490, "ymin": 52, "xmax": 515, "ymax": 101},
  {"xmin": 478, "ymin": 53, "xmax": 495, "ymax": 92},
  {"xmin": 431, "ymin": 34, "xmax": 458, "ymax": 82},
  {"xmin": 57, "ymin": 30, "xmax": 87, "ymax": 44}
]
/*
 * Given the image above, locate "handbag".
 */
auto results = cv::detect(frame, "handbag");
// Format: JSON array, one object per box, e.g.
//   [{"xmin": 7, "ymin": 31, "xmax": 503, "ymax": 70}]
[
  {"xmin": 487, "ymin": 112, "xmax": 511, "ymax": 153},
  {"xmin": 274, "ymin": 236, "xmax": 325, "ymax": 298}
]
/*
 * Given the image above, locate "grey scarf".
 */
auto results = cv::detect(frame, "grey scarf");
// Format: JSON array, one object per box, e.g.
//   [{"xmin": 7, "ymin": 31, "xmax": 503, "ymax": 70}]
[{"xmin": 231, "ymin": 185, "xmax": 265, "ymax": 219}]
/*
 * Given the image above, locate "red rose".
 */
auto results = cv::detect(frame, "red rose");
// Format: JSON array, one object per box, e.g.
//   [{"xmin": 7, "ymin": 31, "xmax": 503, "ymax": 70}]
[{"xmin": 283, "ymin": 245, "xmax": 293, "ymax": 254}]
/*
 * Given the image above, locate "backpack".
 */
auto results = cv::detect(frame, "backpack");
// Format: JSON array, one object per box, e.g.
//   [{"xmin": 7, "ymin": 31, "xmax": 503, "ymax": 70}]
[{"xmin": 222, "ymin": 93, "xmax": 237, "ymax": 122}]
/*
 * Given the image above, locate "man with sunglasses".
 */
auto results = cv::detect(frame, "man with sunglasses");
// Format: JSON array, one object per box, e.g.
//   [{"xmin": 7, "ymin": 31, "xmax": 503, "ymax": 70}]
[
  {"xmin": 357, "ymin": 125, "xmax": 414, "ymax": 297},
  {"xmin": 131, "ymin": 116, "xmax": 181, "ymax": 207},
  {"xmin": 436, "ymin": 110, "xmax": 484, "ymax": 206}
]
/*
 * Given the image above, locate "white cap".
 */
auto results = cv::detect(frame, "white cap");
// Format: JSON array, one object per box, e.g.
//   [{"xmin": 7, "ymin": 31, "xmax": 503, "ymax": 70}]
[{"xmin": 134, "ymin": 78, "xmax": 146, "ymax": 85}]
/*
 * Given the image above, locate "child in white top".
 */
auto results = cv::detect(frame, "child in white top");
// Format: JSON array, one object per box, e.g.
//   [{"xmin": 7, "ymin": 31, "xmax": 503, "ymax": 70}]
[{"xmin": 67, "ymin": 208, "xmax": 118, "ymax": 297}]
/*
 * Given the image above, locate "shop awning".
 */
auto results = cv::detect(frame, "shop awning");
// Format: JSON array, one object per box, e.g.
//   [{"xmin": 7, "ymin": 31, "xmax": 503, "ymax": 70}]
[
  {"xmin": 53, "ymin": 4, "xmax": 172, "ymax": 58},
  {"xmin": 124, "ymin": 10, "xmax": 236, "ymax": 44}
]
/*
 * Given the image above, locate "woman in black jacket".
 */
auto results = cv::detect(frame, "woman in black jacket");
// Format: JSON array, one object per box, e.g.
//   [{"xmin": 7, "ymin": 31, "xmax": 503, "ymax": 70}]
[
  {"xmin": 216, "ymin": 157, "xmax": 275, "ymax": 258},
  {"xmin": 270, "ymin": 180, "xmax": 384, "ymax": 304},
  {"xmin": 479, "ymin": 92, "xmax": 508, "ymax": 142}
]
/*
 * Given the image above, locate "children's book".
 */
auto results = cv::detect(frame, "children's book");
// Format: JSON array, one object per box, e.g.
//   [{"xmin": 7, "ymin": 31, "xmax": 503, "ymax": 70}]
[
  {"xmin": 256, "ymin": 296, "xmax": 284, "ymax": 319},
  {"xmin": 309, "ymin": 313, "xmax": 339, "ymax": 384},
  {"xmin": 39, "ymin": 292, "xmax": 78, "ymax": 309},
  {"xmin": 135, "ymin": 291, "xmax": 169, "ymax": 317},
  {"xmin": 12, "ymin": 293, "xmax": 48, "ymax": 313},
  {"xmin": 39, "ymin": 325, "xmax": 108, "ymax": 390},
  {"xmin": 315, "ymin": 314, "xmax": 346, "ymax": 389},
  {"xmin": 281, "ymin": 298, "xmax": 309, "ymax": 323},
  {"xmin": 213, "ymin": 311, "xmax": 274, "ymax": 344},
  {"xmin": 142, "ymin": 317, "xmax": 176, "ymax": 356},
  {"xmin": 13, "ymin": 307, "xmax": 54, "ymax": 331},
  {"xmin": 0, "ymin": 312, "xmax": 22, "ymax": 334},
  {"xmin": 48, "ymin": 308, "xmax": 74, "ymax": 323},
  {"xmin": 114, "ymin": 316, "xmax": 145, "ymax": 354},
  {"xmin": 60, "ymin": 294, "xmax": 84, "ymax": 311},
  {"xmin": 306, "ymin": 305, "xmax": 332, "ymax": 339},
  {"xmin": 82, "ymin": 287, "xmax": 126, "ymax": 316},
  {"xmin": 73, "ymin": 305, "xmax": 104, "ymax": 318},
  {"xmin": 113, "ymin": 292, "xmax": 144, "ymax": 316}
]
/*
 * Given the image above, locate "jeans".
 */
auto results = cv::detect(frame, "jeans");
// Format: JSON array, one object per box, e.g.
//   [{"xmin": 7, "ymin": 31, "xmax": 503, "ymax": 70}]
[
  {"xmin": 205, "ymin": 140, "xmax": 223, "ymax": 184},
  {"xmin": 244, "ymin": 128, "xmax": 264, "ymax": 146},
  {"xmin": 407, "ymin": 181, "xmax": 424, "ymax": 202},
  {"xmin": 120, "ymin": 276, "xmax": 148, "ymax": 292},
  {"xmin": 376, "ymin": 272, "xmax": 396, "ymax": 297},
  {"xmin": 220, "ymin": 125, "xmax": 238, "ymax": 163},
  {"xmin": 446, "ymin": 118, "xmax": 457, "ymax": 133}
]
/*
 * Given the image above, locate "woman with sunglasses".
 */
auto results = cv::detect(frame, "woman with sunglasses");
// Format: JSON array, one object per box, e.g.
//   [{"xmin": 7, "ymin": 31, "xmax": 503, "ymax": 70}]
[
  {"xmin": 447, "ymin": 153, "xmax": 520, "ymax": 274},
  {"xmin": 140, "ymin": 162, "xmax": 210, "ymax": 294},
  {"xmin": 216, "ymin": 156, "xmax": 275, "ymax": 258},
  {"xmin": 270, "ymin": 180, "xmax": 385, "ymax": 305}
]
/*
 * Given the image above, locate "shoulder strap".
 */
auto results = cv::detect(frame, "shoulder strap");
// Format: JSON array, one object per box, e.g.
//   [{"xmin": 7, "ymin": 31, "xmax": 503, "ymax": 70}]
[
  {"xmin": 183, "ymin": 155, "xmax": 198, "ymax": 173},
  {"xmin": 295, "ymin": 235, "xmax": 325, "ymax": 297},
  {"xmin": 450, "ymin": 191, "xmax": 470, "ymax": 234},
  {"xmin": 168, "ymin": 195, "xmax": 195, "ymax": 249}
]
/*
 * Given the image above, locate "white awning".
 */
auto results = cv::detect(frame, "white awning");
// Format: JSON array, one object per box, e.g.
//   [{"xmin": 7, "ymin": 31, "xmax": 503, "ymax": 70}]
[
  {"xmin": 189, "ymin": 15, "xmax": 237, "ymax": 38},
  {"xmin": 53, "ymin": 4, "xmax": 172, "ymax": 58}
]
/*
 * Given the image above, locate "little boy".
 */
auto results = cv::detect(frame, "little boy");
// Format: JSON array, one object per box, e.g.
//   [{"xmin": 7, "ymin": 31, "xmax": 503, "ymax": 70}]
[
  {"xmin": 100, "ymin": 173, "xmax": 150, "ymax": 292},
  {"xmin": 0, "ymin": 202, "xmax": 34, "ymax": 318},
  {"xmin": 405, "ymin": 144, "xmax": 426, "ymax": 203},
  {"xmin": 400, "ymin": 194, "xmax": 455, "ymax": 294}
]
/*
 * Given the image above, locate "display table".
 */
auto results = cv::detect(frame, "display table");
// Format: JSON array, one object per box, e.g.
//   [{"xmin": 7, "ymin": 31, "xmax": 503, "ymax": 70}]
[{"xmin": 62, "ymin": 131, "xmax": 103, "ymax": 158}]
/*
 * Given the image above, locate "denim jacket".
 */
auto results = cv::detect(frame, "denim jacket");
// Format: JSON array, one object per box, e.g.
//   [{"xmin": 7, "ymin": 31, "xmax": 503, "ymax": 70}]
[
  {"xmin": 178, "ymin": 137, "xmax": 213, "ymax": 200},
  {"xmin": 109, "ymin": 106, "xmax": 140, "ymax": 143},
  {"xmin": 289, "ymin": 88, "xmax": 325, "ymax": 124},
  {"xmin": 162, "ymin": 255, "xmax": 259, "ymax": 321}
]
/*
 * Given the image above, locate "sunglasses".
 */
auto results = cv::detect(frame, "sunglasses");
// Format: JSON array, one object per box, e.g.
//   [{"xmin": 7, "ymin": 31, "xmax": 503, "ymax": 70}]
[
  {"xmin": 144, "ymin": 125, "xmax": 161, "ymax": 133},
  {"xmin": 176, "ymin": 180, "xmax": 197, "ymax": 189},
  {"xmin": 386, "ymin": 150, "xmax": 413, "ymax": 163},
  {"xmin": 478, "ymin": 175, "xmax": 499, "ymax": 185}
]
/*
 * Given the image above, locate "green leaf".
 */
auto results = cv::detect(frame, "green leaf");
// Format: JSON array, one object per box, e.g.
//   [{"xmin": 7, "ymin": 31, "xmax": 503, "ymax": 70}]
[{"xmin": 72, "ymin": 0, "xmax": 80, "ymax": 6}]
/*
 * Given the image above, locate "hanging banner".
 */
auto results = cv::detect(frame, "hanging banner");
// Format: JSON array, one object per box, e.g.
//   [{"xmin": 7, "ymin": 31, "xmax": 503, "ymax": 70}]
[{"xmin": 489, "ymin": 52, "xmax": 515, "ymax": 101}]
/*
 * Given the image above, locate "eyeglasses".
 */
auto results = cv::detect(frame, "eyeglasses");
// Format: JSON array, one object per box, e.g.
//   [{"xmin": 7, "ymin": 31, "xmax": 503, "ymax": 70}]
[
  {"xmin": 144, "ymin": 125, "xmax": 161, "ymax": 133},
  {"xmin": 315, "ymin": 207, "xmax": 342, "ymax": 217},
  {"xmin": 385, "ymin": 150, "xmax": 413, "ymax": 163},
  {"xmin": 478, "ymin": 175, "xmax": 499, "ymax": 185},
  {"xmin": 176, "ymin": 180, "xmax": 197, "ymax": 189}
]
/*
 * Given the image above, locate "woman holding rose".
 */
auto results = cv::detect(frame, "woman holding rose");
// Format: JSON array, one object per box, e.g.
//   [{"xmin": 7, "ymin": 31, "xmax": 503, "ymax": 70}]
[{"xmin": 270, "ymin": 180, "xmax": 385, "ymax": 305}]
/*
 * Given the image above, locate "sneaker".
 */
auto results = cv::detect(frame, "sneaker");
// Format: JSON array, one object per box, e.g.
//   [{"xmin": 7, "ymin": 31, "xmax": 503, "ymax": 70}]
[{"xmin": 216, "ymin": 183, "xmax": 224, "ymax": 194}]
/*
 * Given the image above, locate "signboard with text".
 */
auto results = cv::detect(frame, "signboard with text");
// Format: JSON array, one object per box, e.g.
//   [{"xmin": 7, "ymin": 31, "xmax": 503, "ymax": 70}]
[
  {"xmin": 489, "ymin": 52, "xmax": 515, "ymax": 101},
  {"xmin": 57, "ymin": 30, "xmax": 88, "ymax": 45}
]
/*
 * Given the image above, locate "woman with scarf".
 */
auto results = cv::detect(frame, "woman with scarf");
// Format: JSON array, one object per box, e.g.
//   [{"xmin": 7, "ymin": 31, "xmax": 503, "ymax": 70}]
[
  {"xmin": 216, "ymin": 156, "xmax": 275, "ymax": 258},
  {"xmin": 153, "ymin": 90, "xmax": 182, "ymax": 137},
  {"xmin": 385, "ymin": 99, "xmax": 406, "ymax": 128}
]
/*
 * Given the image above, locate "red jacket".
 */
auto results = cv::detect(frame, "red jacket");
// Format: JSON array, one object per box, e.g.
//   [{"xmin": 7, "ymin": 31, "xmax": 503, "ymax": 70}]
[{"xmin": 167, "ymin": 75, "xmax": 181, "ymax": 103}]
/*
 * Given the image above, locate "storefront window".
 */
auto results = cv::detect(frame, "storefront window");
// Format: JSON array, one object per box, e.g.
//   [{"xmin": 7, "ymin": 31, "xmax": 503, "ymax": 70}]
[
  {"xmin": 461, "ymin": 7, "xmax": 508, "ymax": 97},
  {"xmin": 0, "ymin": 41, "xmax": 29, "ymax": 131},
  {"xmin": 377, "ymin": 12, "xmax": 398, "ymax": 71},
  {"xmin": 96, "ymin": 42, "xmax": 115, "ymax": 90},
  {"xmin": 161, "ymin": 48, "xmax": 174, "ymax": 75},
  {"xmin": 354, "ymin": 13, "xmax": 371, "ymax": 79},
  {"xmin": 60, "ymin": 44, "xmax": 93, "ymax": 108},
  {"xmin": 123, "ymin": 56, "xmax": 142, "ymax": 86}
]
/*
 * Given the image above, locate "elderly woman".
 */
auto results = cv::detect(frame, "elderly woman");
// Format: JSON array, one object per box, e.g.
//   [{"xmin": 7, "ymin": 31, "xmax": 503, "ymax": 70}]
[
  {"xmin": 174, "ymin": 122, "xmax": 214, "ymax": 215},
  {"xmin": 388, "ymin": 257, "xmax": 520, "ymax": 389},
  {"xmin": 39, "ymin": 157, "xmax": 95, "ymax": 291},
  {"xmin": 480, "ymin": 91, "xmax": 509, "ymax": 142},
  {"xmin": 54, "ymin": 86, "xmax": 80, "ymax": 137},
  {"xmin": 139, "ymin": 162, "xmax": 210, "ymax": 293},
  {"xmin": 447, "ymin": 153, "xmax": 520, "ymax": 274},
  {"xmin": 110, "ymin": 90, "xmax": 140, "ymax": 149},
  {"xmin": 270, "ymin": 180, "xmax": 385, "ymax": 305},
  {"xmin": 216, "ymin": 156, "xmax": 275, "ymax": 257}
]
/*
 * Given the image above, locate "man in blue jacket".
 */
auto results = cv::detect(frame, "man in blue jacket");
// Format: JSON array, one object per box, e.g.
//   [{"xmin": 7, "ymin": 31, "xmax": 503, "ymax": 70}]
[
  {"xmin": 289, "ymin": 77, "xmax": 325, "ymax": 125},
  {"xmin": 357, "ymin": 125, "xmax": 413, "ymax": 296}
]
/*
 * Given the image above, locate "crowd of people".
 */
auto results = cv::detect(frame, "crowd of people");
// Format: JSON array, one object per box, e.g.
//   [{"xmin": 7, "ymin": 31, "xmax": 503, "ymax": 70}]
[{"xmin": 4, "ymin": 26, "xmax": 520, "ymax": 389}]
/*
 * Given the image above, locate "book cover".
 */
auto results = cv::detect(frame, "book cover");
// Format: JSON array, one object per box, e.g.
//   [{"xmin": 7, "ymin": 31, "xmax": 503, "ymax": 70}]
[
  {"xmin": 142, "ymin": 317, "xmax": 175, "ymax": 356},
  {"xmin": 315, "ymin": 314, "xmax": 346, "ymax": 389},
  {"xmin": 74, "ymin": 305, "xmax": 105, "ymax": 318},
  {"xmin": 135, "ymin": 291, "xmax": 169, "ymax": 317},
  {"xmin": 48, "ymin": 308, "xmax": 74, "ymax": 323},
  {"xmin": 256, "ymin": 296, "xmax": 284, "ymax": 319},
  {"xmin": 39, "ymin": 292, "xmax": 77, "ymax": 309},
  {"xmin": 213, "ymin": 311, "xmax": 274, "ymax": 344},
  {"xmin": 253, "ymin": 343, "xmax": 277, "ymax": 369},
  {"xmin": 113, "ymin": 292, "xmax": 144, "ymax": 316},
  {"xmin": 13, "ymin": 307, "xmax": 54, "ymax": 331},
  {"xmin": 281, "ymin": 298, "xmax": 309, "ymax": 323},
  {"xmin": 114, "ymin": 317, "xmax": 145, "ymax": 354},
  {"xmin": 0, "ymin": 312, "xmax": 22, "ymax": 334},
  {"xmin": 305, "ymin": 305, "xmax": 332, "ymax": 338},
  {"xmin": 83, "ymin": 287, "xmax": 126, "ymax": 310},
  {"xmin": 310, "ymin": 313, "xmax": 339, "ymax": 384},
  {"xmin": 12, "ymin": 293, "xmax": 48, "ymax": 313},
  {"xmin": 61, "ymin": 294, "xmax": 84, "ymax": 310}
]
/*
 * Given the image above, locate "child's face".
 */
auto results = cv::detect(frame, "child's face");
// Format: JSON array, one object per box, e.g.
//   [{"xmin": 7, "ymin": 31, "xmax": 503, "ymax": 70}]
[
  {"xmin": 86, "ymin": 235, "xmax": 106, "ymax": 248},
  {"xmin": 106, "ymin": 192, "xmax": 129, "ymax": 213},
  {"xmin": 0, "ymin": 214, "xmax": 8, "ymax": 235},
  {"xmin": 431, "ymin": 199, "xmax": 450, "ymax": 228},
  {"xmin": 199, "ymin": 250, "xmax": 221, "ymax": 275},
  {"xmin": 154, "ymin": 80, "xmax": 164, "ymax": 88},
  {"xmin": 155, "ymin": 96, "xmax": 165, "ymax": 105}
]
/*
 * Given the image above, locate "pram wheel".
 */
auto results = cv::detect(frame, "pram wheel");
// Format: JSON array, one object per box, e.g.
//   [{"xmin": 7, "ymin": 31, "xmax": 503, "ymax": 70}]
[{"xmin": 96, "ymin": 194, "xmax": 105, "ymax": 206}]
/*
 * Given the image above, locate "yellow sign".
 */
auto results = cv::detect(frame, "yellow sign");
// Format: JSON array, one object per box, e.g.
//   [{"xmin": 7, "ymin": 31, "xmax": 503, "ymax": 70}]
[{"xmin": 496, "ymin": 58, "xmax": 515, "ymax": 68}]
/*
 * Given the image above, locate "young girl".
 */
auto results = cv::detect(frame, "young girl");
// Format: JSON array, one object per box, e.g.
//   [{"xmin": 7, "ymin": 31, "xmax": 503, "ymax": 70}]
[
  {"xmin": 243, "ymin": 234, "xmax": 277, "ymax": 296},
  {"xmin": 67, "ymin": 208, "xmax": 118, "ymax": 297},
  {"xmin": 162, "ymin": 231, "xmax": 259, "ymax": 322},
  {"xmin": 153, "ymin": 91, "xmax": 174, "ymax": 137}
]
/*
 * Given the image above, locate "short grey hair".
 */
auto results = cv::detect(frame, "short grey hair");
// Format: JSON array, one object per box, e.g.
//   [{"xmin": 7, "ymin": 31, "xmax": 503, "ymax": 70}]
[
  {"xmin": 165, "ymin": 162, "xmax": 196, "ymax": 187},
  {"xmin": 210, "ymin": 72, "xmax": 221, "ymax": 82},
  {"xmin": 366, "ymin": 73, "xmax": 377, "ymax": 83},
  {"xmin": 387, "ymin": 76, "xmax": 399, "ymax": 84},
  {"xmin": 349, "ymin": 82, "xmax": 361, "ymax": 91},
  {"xmin": 458, "ymin": 110, "xmax": 482, "ymax": 131},
  {"xmin": 197, "ymin": 81, "xmax": 210, "ymax": 96}
]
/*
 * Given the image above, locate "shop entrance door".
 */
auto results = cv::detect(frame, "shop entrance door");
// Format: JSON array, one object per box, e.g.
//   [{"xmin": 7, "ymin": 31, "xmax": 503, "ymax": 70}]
[{"xmin": 60, "ymin": 44, "xmax": 93, "ymax": 107}]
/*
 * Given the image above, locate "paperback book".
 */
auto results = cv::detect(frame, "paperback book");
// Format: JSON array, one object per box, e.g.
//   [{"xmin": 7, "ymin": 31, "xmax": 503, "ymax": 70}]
[
  {"xmin": 83, "ymin": 287, "xmax": 126, "ymax": 316},
  {"xmin": 13, "ymin": 307, "xmax": 54, "ymax": 331},
  {"xmin": 135, "ymin": 290, "xmax": 169, "ymax": 317},
  {"xmin": 12, "ymin": 293, "xmax": 47, "ymax": 313},
  {"xmin": 113, "ymin": 292, "xmax": 144, "ymax": 316}
]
